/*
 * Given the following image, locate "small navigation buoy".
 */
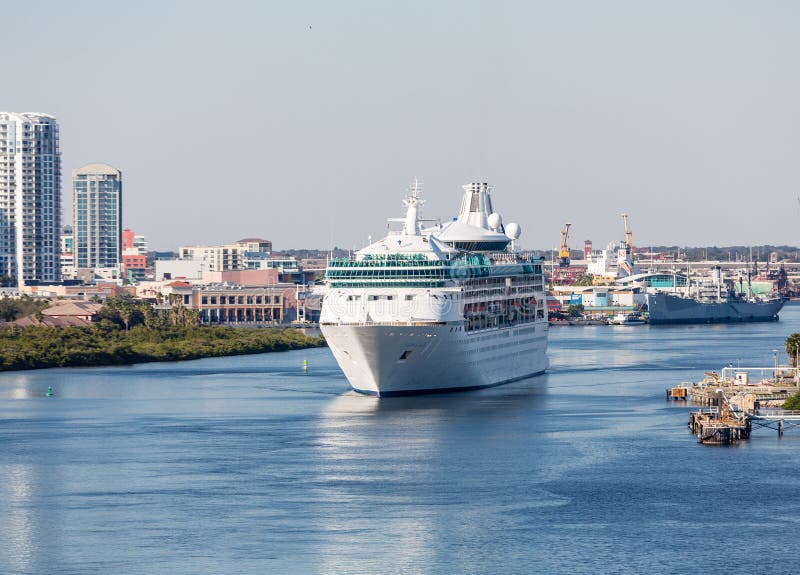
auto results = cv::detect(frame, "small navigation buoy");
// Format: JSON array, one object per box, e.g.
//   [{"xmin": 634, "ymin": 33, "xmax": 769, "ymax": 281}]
[
  {"xmin": 45, "ymin": 386, "xmax": 54, "ymax": 397},
  {"xmin": 303, "ymin": 359, "xmax": 309, "ymax": 372}
]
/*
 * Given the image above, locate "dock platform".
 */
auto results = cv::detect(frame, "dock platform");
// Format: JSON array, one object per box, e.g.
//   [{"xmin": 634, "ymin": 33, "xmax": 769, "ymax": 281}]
[
  {"xmin": 679, "ymin": 366, "xmax": 800, "ymax": 444},
  {"xmin": 687, "ymin": 390, "xmax": 751, "ymax": 444}
]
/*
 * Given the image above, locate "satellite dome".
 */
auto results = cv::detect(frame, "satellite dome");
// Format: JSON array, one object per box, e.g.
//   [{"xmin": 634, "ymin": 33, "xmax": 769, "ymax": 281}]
[
  {"xmin": 487, "ymin": 213, "xmax": 502, "ymax": 230},
  {"xmin": 505, "ymin": 222, "xmax": 521, "ymax": 240}
]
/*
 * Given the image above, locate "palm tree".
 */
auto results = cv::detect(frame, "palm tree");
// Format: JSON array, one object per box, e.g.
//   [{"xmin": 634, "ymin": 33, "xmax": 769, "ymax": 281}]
[
  {"xmin": 166, "ymin": 293, "xmax": 183, "ymax": 326},
  {"xmin": 119, "ymin": 303, "xmax": 135, "ymax": 332},
  {"xmin": 786, "ymin": 333, "xmax": 800, "ymax": 367}
]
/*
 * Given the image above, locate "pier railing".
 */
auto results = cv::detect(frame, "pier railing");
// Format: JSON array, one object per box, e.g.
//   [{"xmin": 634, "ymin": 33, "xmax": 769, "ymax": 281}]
[
  {"xmin": 719, "ymin": 366, "xmax": 800, "ymax": 384},
  {"xmin": 753, "ymin": 409, "xmax": 800, "ymax": 418}
]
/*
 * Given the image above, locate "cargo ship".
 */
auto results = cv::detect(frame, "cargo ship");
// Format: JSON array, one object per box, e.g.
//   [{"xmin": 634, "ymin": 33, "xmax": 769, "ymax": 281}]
[{"xmin": 646, "ymin": 293, "xmax": 785, "ymax": 324}]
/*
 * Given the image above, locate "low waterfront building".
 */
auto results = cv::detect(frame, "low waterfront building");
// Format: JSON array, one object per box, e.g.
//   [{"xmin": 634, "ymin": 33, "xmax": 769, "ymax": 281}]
[
  {"xmin": 549, "ymin": 285, "xmax": 645, "ymax": 313},
  {"xmin": 11, "ymin": 301, "xmax": 103, "ymax": 327},
  {"xmin": 136, "ymin": 279, "xmax": 301, "ymax": 324},
  {"xmin": 193, "ymin": 284, "xmax": 290, "ymax": 324}
]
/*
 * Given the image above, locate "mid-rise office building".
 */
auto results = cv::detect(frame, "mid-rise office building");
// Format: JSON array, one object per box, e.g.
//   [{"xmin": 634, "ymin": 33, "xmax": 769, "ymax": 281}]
[
  {"xmin": 60, "ymin": 225, "xmax": 75, "ymax": 280},
  {"xmin": 178, "ymin": 238, "xmax": 273, "ymax": 272},
  {"xmin": 0, "ymin": 112, "xmax": 62, "ymax": 285},
  {"xmin": 122, "ymin": 227, "xmax": 147, "ymax": 253},
  {"xmin": 73, "ymin": 163, "xmax": 122, "ymax": 270},
  {"xmin": 121, "ymin": 227, "xmax": 148, "ymax": 283}
]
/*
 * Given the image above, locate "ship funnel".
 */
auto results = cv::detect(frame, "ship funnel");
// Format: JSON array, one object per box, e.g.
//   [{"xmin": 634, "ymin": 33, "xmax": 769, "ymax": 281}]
[
  {"xmin": 712, "ymin": 265, "xmax": 722, "ymax": 287},
  {"xmin": 402, "ymin": 178, "xmax": 424, "ymax": 236},
  {"xmin": 457, "ymin": 182, "xmax": 496, "ymax": 230}
]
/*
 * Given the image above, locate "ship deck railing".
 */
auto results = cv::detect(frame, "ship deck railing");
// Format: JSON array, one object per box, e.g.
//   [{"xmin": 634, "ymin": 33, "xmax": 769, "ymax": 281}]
[
  {"xmin": 320, "ymin": 320, "xmax": 448, "ymax": 327},
  {"xmin": 328, "ymin": 253, "xmax": 545, "ymax": 268}
]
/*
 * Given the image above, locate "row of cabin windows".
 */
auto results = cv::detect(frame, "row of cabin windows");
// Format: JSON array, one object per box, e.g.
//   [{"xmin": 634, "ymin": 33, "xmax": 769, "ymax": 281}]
[{"xmin": 347, "ymin": 293, "xmax": 457, "ymax": 302}]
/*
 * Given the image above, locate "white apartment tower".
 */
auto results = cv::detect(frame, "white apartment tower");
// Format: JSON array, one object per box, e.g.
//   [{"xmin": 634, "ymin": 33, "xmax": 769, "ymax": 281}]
[
  {"xmin": 72, "ymin": 163, "xmax": 122, "ymax": 269},
  {"xmin": 0, "ymin": 112, "xmax": 62, "ymax": 286}
]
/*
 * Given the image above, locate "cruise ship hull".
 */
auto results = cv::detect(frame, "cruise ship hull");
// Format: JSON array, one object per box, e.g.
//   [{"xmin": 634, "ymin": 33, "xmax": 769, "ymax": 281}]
[
  {"xmin": 321, "ymin": 323, "xmax": 549, "ymax": 396},
  {"xmin": 647, "ymin": 293, "xmax": 785, "ymax": 324}
]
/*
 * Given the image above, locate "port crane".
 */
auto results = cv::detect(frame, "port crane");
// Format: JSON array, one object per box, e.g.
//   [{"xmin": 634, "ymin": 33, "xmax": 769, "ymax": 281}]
[
  {"xmin": 558, "ymin": 222, "xmax": 572, "ymax": 267},
  {"xmin": 621, "ymin": 213, "xmax": 633, "ymax": 258}
]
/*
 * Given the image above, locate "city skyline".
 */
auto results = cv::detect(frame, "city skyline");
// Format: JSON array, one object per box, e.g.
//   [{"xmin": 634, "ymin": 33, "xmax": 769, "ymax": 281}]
[{"xmin": 4, "ymin": 1, "xmax": 800, "ymax": 251}]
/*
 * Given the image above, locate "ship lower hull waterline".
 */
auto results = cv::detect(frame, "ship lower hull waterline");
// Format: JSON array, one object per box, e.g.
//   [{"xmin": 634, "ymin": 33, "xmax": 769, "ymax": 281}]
[{"xmin": 321, "ymin": 322, "xmax": 549, "ymax": 396}]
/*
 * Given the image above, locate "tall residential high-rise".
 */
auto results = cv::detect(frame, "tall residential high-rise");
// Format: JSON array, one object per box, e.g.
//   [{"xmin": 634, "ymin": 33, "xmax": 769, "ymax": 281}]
[
  {"xmin": 72, "ymin": 163, "xmax": 122, "ymax": 270},
  {"xmin": 0, "ymin": 112, "xmax": 62, "ymax": 286}
]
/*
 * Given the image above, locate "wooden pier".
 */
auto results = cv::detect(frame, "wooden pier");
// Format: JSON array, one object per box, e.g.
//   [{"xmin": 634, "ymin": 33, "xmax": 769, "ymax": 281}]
[
  {"xmin": 675, "ymin": 367, "xmax": 799, "ymax": 408},
  {"xmin": 667, "ymin": 386, "xmax": 688, "ymax": 400},
  {"xmin": 688, "ymin": 391, "xmax": 751, "ymax": 444},
  {"xmin": 689, "ymin": 411, "xmax": 751, "ymax": 444},
  {"xmin": 678, "ymin": 366, "xmax": 800, "ymax": 445}
]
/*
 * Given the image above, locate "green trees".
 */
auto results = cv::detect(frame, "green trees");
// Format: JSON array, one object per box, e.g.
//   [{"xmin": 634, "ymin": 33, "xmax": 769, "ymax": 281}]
[
  {"xmin": 0, "ymin": 298, "xmax": 17, "ymax": 322},
  {"xmin": 0, "ymin": 295, "xmax": 326, "ymax": 372},
  {"xmin": 0, "ymin": 295, "xmax": 48, "ymax": 321},
  {"xmin": 785, "ymin": 333, "xmax": 800, "ymax": 367},
  {"xmin": 0, "ymin": 323, "xmax": 325, "ymax": 372},
  {"xmin": 99, "ymin": 295, "xmax": 148, "ymax": 330},
  {"xmin": 783, "ymin": 390, "xmax": 800, "ymax": 410},
  {"xmin": 566, "ymin": 304, "xmax": 585, "ymax": 317},
  {"xmin": 99, "ymin": 294, "xmax": 200, "ymax": 330}
]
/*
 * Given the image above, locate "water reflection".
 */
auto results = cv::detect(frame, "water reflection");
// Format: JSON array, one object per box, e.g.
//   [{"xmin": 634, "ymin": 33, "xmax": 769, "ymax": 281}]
[
  {"xmin": 1, "ymin": 461, "xmax": 65, "ymax": 573},
  {"xmin": 5, "ymin": 464, "xmax": 34, "ymax": 573},
  {"xmin": 312, "ymin": 376, "xmax": 548, "ymax": 573}
]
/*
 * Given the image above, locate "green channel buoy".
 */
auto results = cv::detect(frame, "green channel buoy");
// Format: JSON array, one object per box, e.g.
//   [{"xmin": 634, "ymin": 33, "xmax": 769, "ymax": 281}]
[{"xmin": 45, "ymin": 386, "xmax": 54, "ymax": 397}]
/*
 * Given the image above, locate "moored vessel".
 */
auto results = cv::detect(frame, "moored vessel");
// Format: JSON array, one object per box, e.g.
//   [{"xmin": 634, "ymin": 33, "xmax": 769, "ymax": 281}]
[
  {"xmin": 608, "ymin": 311, "xmax": 646, "ymax": 325},
  {"xmin": 645, "ymin": 265, "xmax": 785, "ymax": 324},
  {"xmin": 646, "ymin": 292, "xmax": 784, "ymax": 324}
]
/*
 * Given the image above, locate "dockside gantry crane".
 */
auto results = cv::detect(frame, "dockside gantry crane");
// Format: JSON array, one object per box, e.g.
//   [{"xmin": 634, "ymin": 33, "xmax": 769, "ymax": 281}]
[
  {"xmin": 622, "ymin": 213, "xmax": 633, "ymax": 258},
  {"xmin": 558, "ymin": 222, "xmax": 572, "ymax": 267}
]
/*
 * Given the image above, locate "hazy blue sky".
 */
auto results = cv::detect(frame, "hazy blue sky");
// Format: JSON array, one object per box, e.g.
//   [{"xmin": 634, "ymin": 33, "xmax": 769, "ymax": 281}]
[{"xmin": 5, "ymin": 1, "xmax": 800, "ymax": 251}]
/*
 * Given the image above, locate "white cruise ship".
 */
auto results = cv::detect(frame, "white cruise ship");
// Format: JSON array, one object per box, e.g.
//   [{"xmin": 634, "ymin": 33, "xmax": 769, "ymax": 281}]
[{"xmin": 319, "ymin": 180, "xmax": 549, "ymax": 396}]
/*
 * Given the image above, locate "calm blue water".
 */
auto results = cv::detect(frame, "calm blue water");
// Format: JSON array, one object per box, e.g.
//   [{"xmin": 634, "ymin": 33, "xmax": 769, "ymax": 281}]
[{"xmin": 3, "ymin": 306, "xmax": 800, "ymax": 575}]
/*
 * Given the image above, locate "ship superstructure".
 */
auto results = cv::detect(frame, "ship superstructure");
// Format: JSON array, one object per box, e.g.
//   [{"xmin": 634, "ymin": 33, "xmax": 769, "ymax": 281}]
[{"xmin": 320, "ymin": 181, "xmax": 549, "ymax": 396}]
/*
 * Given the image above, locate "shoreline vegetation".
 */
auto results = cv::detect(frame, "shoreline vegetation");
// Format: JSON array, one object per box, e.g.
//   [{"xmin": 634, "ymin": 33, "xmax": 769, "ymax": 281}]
[{"xmin": 0, "ymin": 295, "xmax": 325, "ymax": 372}]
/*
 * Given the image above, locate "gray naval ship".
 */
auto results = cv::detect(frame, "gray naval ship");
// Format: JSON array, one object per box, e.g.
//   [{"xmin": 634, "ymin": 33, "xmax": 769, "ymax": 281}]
[{"xmin": 646, "ymin": 267, "xmax": 785, "ymax": 324}]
